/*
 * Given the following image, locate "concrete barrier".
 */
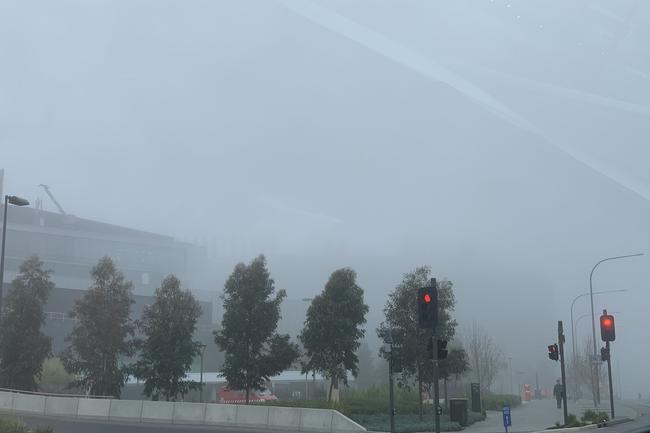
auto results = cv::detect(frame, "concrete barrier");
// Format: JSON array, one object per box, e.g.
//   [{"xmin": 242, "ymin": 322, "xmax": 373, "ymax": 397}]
[
  {"xmin": 235, "ymin": 404, "xmax": 269, "ymax": 428},
  {"xmin": 77, "ymin": 398, "xmax": 111, "ymax": 420},
  {"xmin": 204, "ymin": 403, "xmax": 237, "ymax": 425},
  {"xmin": 331, "ymin": 411, "xmax": 366, "ymax": 433},
  {"xmin": 45, "ymin": 396, "xmax": 78, "ymax": 417},
  {"xmin": 13, "ymin": 393, "xmax": 45, "ymax": 415},
  {"xmin": 109, "ymin": 399, "xmax": 143, "ymax": 421},
  {"xmin": 301, "ymin": 408, "xmax": 334, "ymax": 432},
  {"xmin": 141, "ymin": 400, "xmax": 174, "ymax": 423},
  {"xmin": 0, "ymin": 391, "xmax": 14, "ymax": 411},
  {"xmin": 172, "ymin": 402, "xmax": 206, "ymax": 424},
  {"xmin": 268, "ymin": 406, "xmax": 302, "ymax": 430}
]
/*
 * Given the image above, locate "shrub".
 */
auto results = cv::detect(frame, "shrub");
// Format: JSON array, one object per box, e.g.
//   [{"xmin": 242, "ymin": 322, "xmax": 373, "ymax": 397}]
[
  {"xmin": 582, "ymin": 409, "xmax": 609, "ymax": 424},
  {"xmin": 482, "ymin": 394, "xmax": 522, "ymax": 410},
  {"xmin": 565, "ymin": 413, "xmax": 583, "ymax": 428},
  {"xmin": 0, "ymin": 417, "xmax": 28, "ymax": 433}
]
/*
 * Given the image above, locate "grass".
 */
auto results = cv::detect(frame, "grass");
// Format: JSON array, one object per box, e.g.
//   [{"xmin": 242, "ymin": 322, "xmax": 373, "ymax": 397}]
[{"xmin": 0, "ymin": 417, "xmax": 54, "ymax": 433}]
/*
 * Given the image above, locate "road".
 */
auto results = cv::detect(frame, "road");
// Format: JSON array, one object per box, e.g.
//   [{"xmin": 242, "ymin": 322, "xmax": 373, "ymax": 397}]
[
  {"xmin": 18, "ymin": 415, "xmax": 266, "ymax": 433},
  {"xmin": 463, "ymin": 399, "xmax": 561, "ymax": 433}
]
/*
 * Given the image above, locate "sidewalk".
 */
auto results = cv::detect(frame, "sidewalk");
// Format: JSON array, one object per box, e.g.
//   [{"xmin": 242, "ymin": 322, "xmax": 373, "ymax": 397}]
[{"xmin": 463, "ymin": 399, "xmax": 563, "ymax": 433}]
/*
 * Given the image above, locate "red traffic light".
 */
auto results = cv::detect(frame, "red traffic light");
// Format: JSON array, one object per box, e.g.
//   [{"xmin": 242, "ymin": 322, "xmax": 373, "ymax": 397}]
[
  {"xmin": 548, "ymin": 344, "xmax": 559, "ymax": 361},
  {"xmin": 424, "ymin": 293, "xmax": 431, "ymax": 303},
  {"xmin": 600, "ymin": 313, "xmax": 616, "ymax": 342}
]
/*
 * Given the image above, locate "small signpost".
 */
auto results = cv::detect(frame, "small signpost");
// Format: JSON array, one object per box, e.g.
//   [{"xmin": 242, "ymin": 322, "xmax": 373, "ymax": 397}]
[{"xmin": 502, "ymin": 405, "xmax": 512, "ymax": 433}]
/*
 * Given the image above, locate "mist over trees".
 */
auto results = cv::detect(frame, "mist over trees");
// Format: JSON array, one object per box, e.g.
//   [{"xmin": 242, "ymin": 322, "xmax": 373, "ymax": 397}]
[
  {"xmin": 214, "ymin": 255, "xmax": 299, "ymax": 404},
  {"xmin": 300, "ymin": 268, "xmax": 369, "ymax": 402},
  {"xmin": 464, "ymin": 321, "xmax": 506, "ymax": 393},
  {"xmin": 62, "ymin": 256, "xmax": 136, "ymax": 397},
  {"xmin": 0, "ymin": 256, "xmax": 53, "ymax": 391},
  {"xmin": 134, "ymin": 275, "xmax": 203, "ymax": 401}
]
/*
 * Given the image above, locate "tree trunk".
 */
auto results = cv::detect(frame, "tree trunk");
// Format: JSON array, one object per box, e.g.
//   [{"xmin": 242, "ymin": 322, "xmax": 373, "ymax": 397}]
[
  {"xmin": 418, "ymin": 363, "xmax": 423, "ymax": 421},
  {"xmin": 328, "ymin": 375, "xmax": 335, "ymax": 402},
  {"xmin": 444, "ymin": 378, "xmax": 448, "ymax": 410},
  {"xmin": 246, "ymin": 386, "xmax": 250, "ymax": 405}
]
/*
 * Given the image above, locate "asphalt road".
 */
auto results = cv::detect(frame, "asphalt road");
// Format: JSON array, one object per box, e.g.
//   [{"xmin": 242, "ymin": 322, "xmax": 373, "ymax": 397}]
[{"xmin": 19, "ymin": 415, "xmax": 268, "ymax": 433}]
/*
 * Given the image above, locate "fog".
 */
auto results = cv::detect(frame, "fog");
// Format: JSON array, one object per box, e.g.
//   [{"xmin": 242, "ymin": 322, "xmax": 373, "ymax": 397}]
[{"xmin": 2, "ymin": 0, "xmax": 650, "ymax": 398}]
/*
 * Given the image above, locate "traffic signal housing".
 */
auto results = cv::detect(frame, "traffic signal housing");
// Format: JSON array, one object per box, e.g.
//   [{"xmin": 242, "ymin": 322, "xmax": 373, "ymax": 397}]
[
  {"xmin": 548, "ymin": 344, "xmax": 559, "ymax": 361},
  {"xmin": 438, "ymin": 339, "xmax": 448, "ymax": 360},
  {"xmin": 600, "ymin": 313, "xmax": 616, "ymax": 342},
  {"xmin": 417, "ymin": 280, "xmax": 438, "ymax": 329},
  {"xmin": 600, "ymin": 346, "xmax": 610, "ymax": 362}
]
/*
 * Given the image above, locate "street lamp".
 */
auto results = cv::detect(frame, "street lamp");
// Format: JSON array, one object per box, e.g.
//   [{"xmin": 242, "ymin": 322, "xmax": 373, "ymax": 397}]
[
  {"xmin": 570, "ymin": 290, "xmax": 628, "ymax": 360},
  {"xmin": 589, "ymin": 254, "xmax": 643, "ymax": 405},
  {"xmin": 0, "ymin": 195, "xmax": 30, "ymax": 313},
  {"xmin": 199, "ymin": 343, "xmax": 207, "ymax": 402},
  {"xmin": 383, "ymin": 332, "xmax": 395, "ymax": 433}
]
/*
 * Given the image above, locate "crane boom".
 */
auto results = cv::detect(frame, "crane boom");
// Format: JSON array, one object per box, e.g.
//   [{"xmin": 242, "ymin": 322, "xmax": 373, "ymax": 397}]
[{"xmin": 38, "ymin": 184, "xmax": 66, "ymax": 215}]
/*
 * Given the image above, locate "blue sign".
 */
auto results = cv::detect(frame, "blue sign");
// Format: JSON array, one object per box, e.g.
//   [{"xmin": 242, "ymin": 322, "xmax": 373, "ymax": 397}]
[{"xmin": 502, "ymin": 405, "xmax": 512, "ymax": 428}]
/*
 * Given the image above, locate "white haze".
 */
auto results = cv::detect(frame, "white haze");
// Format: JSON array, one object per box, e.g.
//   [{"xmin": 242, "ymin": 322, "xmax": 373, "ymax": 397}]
[{"xmin": 1, "ymin": 0, "xmax": 649, "ymax": 397}]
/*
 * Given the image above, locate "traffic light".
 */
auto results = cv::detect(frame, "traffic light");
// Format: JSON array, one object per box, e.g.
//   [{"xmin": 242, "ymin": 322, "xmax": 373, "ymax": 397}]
[
  {"xmin": 600, "ymin": 313, "xmax": 616, "ymax": 342},
  {"xmin": 438, "ymin": 339, "xmax": 448, "ymax": 360},
  {"xmin": 600, "ymin": 346, "xmax": 610, "ymax": 362},
  {"xmin": 417, "ymin": 279, "xmax": 438, "ymax": 329},
  {"xmin": 548, "ymin": 344, "xmax": 559, "ymax": 361}
]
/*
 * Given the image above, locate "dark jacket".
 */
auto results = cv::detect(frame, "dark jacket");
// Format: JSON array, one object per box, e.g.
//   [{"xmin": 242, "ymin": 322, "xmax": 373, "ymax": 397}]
[{"xmin": 553, "ymin": 383, "xmax": 563, "ymax": 399}]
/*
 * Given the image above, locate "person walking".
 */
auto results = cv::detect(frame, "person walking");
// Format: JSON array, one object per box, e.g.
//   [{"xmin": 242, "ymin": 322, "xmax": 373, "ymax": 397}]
[{"xmin": 553, "ymin": 379, "xmax": 563, "ymax": 409}]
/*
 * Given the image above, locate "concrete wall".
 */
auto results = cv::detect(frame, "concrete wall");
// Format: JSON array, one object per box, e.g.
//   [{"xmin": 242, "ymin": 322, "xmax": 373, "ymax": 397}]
[{"xmin": 0, "ymin": 390, "xmax": 365, "ymax": 432}]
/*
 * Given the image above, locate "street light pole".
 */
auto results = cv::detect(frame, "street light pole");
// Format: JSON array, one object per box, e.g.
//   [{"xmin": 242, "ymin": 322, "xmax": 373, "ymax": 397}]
[
  {"xmin": 0, "ymin": 195, "xmax": 30, "ymax": 314},
  {"xmin": 589, "ymin": 254, "xmax": 643, "ymax": 405}
]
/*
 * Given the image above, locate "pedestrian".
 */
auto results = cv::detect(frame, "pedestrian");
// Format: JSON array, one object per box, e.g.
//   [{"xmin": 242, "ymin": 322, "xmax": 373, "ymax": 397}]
[{"xmin": 553, "ymin": 380, "xmax": 563, "ymax": 409}]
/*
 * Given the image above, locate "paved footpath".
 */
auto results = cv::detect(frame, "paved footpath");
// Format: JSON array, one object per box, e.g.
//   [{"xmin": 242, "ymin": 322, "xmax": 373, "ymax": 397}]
[{"xmin": 463, "ymin": 399, "xmax": 566, "ymax": 433}]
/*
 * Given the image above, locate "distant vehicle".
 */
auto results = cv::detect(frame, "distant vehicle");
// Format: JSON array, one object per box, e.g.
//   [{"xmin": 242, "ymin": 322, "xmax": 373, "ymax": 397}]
[{"xmin": 217, "ymin": 386, "xmax": 278, "ymax": 404}]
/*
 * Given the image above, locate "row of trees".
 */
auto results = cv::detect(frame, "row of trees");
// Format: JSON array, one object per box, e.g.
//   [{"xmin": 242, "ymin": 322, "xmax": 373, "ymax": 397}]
[
  {"xmin": 0, "ymin": 254, "xmax": 505, "ymax": 405},
  {"xmin": 0, "ymin": 256, "xmax": 204, "ymax": 401}
]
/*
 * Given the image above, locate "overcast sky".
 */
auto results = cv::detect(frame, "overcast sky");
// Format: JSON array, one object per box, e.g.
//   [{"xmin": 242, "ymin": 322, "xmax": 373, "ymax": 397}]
[{"xmin": 2, "ymin": 0, "xmax": 650, "ymax": 397}]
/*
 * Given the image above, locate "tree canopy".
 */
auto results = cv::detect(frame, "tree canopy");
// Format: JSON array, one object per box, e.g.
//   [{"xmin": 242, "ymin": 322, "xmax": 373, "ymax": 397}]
[
  {"xmin": 300, "ymin": 268, "xmax": 368, "ymax": 401},
  {"xmin": 0, "ymin": 256, "xmax": 54, "ymax": 390},
  {"xmin": 62, "ymin": 256, "xmax": 135, "ymax": 397},
  {"xmin": 214, "ymin": 255, "xmax": 299, "ymax": 404},
  {"xmin": 134, "ymin": 275, "xmax": 203, "ymax": 401}
]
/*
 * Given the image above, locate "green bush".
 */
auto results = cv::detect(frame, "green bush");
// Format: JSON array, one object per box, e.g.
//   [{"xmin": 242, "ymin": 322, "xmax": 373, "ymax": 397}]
[
  {"xmin": 564, "ymin": 413, "xmax": 584, "ymax": 428},
  {"xmin": 0, "ymin": 416, "xmax": 55, "ymax": 433},
  {"xmin": 351, "ymin": 414, "xmax": 462, "ymax": 432},
  {"xmin": 0, "ymin": 417, "xmax": 28, "ymax": 433},
  {"xmin": 481, "ymin": 394, "xmax": 522, "ymax": 410},
  {"xmin": 581, "ymin": 410, "xmax": 609, "ymax": 424}
]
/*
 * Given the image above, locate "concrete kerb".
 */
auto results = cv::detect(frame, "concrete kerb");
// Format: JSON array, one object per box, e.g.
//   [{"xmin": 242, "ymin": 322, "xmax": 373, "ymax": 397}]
[
  {"xmin": 235, "ymin": 404, "xmax": 269, "ymax": 428},
  {"xmin": 45, "ymin": 395, "xmax": 79, "ymax": 417},
  {"xmin": 0, "ymin": 391, "xmax": 15, "ymax": 412},
  {"xmin": 141, "ymin": 400, "xmax": 174, "ymax": 423},
  {"xmin": 12, "ymin": 392, "xmax": 46, "ymax": 415},
  {"xmin": 109, "ymin": 399, "xmax": 143, "ymax": 422},
  {"xmin": 204, "ymin": 403, "xmax": 238, "ymax": 426},
  {"xmin": 528, "ymin": 417, "xmax": 634, "ymax": 433},
  {"xmin": 267, "ymin": 406, "xmax": 302, "ymax": 430},
  {"xmin": 299, "ymin": 408, "xmax": 335, "ymax": 432},
  {"xmin": 331, "ymin": 411, "xmax": 366, "ymax": 433},
  {"xmin": 172, "ymin": 402, "xmax": 207, "ymax": 425},
  {"xmin": 77, "ymin": 398, "xmax": 111, "ymax": 420}
]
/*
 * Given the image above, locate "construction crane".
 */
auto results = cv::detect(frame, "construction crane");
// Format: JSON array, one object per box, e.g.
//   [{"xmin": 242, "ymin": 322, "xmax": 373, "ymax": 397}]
[{"xmin": 38, "ymin": 184, "xmax": 66, "ymax": 215}]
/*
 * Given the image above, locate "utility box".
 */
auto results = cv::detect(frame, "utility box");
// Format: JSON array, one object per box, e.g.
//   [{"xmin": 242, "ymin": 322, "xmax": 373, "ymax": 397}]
[{"xmin": 449, "ymin": 398, "xmax": 469, "ymax": 426}]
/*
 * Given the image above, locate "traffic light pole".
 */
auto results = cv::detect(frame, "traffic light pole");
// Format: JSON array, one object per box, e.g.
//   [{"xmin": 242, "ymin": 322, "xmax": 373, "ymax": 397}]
[
  {"xmin": 558, "ymin": 321, "xmax": 568, "ymax": 426},
  {"xmin": 388, "ymin": 353, "xmax": 395, "ymax": 433},
  {"xmin": 606, "ymin": 341, "xmax": 614, "ymax": 419},
  {"xmin": 432, "ymin": 335, "xmax": 441, "ymax": 433}
]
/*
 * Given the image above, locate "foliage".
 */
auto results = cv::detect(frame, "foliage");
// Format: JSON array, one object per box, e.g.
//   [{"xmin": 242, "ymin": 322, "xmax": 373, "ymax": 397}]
[
  {"xmin": 565, "ymin": 413, "xmax": 584, "ymax": 428},
  {"xmin": 0, "ymin": 256, "xmax": 54, "ymax": 391},
  {"xmin": 134, "ymin": 275, "xmax": 203, "ymax": 401},
  {"xmin": 38, "ymin": 358, "xmax": 77, "ymax": 394},
  {"xmin": 464, "ymin": 321, "xmax": 506, "ymax": 392},
  {"xmin": 62, "ymin": 256, "xmax": 136, "ymax": 397},
  {"xmin": 214, "ymin": 255, "xmax": 299, "ymax": 404},
  {"xmin": 355, "ymin": 342, "xmax": 380, "ymax": 389},
  {"xmin": 481, "ymin": 393, "xmax": 522, "ymax": 410},
  {"xmin": 581, "ymin": 409, "xmax": 609, "ymax": 423},
  {"xmin": 0, "ymin": 417, "xmax": 28, "ymax": 433},
  {"xmin": 377, "ymin": 267, "xmax": 459, "ymax": 419},
  {"xmin": 300, "ymin": 268, "xmax": 369, "ymax": 401},
  {"xmin": 351, "ymin": 414, "xmax": 462, "ymax": 432},
  {"xmin": 439, "ymin": 347, "xmax": 470, "ymax": 381}
]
